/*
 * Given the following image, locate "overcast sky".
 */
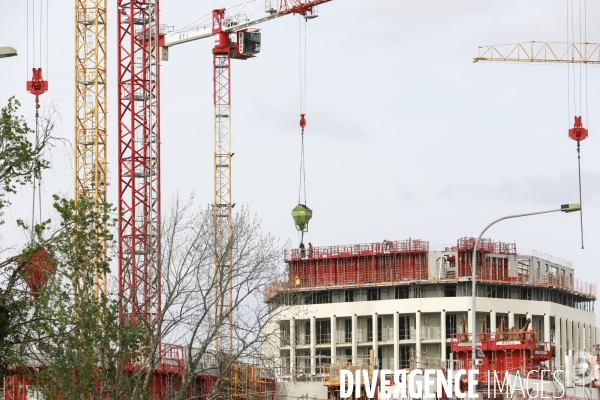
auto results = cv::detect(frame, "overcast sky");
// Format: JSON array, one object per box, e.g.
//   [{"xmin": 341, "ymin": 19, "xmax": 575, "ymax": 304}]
[{"xmin": 1, "ymin": 1, "xmax": 599, "ymax": 322}]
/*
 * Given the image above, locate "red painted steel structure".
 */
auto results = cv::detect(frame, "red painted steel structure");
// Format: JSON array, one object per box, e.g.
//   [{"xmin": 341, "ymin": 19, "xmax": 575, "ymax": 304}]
[
  {"xmin": 451, "ymin": 331, "xmax": 552, "ymax": 384},
  {"xmin": 451, "ymin": 237, "xmax": 514, "ymax": 279},
  {"xmin": 117, "ymin": 0, "xmax": 161, "ymax": 329}
]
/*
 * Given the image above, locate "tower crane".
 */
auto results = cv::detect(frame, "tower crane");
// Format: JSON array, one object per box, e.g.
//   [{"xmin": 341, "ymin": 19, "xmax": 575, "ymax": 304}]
[
  {"xmin": 474, "ymin": 40, "xmax": 592, "ymax": 248},
  {"xmin": 75, "ymin": 0, "xmax": 108, "ymax": 297},
  {"xmin": 117, "ymin": 0, "xmax": 332, "ymax": 354}
]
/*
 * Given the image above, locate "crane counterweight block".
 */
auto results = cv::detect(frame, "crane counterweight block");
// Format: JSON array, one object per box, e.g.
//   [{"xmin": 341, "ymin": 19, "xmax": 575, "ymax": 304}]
[{"xmin": 569, "ymin": 116, "xmax": 589, "ymax": 141}]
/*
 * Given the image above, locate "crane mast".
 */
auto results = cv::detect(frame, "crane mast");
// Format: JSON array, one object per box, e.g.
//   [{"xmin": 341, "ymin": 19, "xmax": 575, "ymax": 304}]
[
  {"xmin": 75, "ymin": 0, "xmax": 108, "ymax": 297},
  {"xmin": 212, "ymin": 13, "xmax": 235, "ymax": 353},
  {"xmin": 158, "ymin": 0, "xmax": 331, "ymax": 355},
  {"xmin": 117, "ymin": 0, "xmax": 162, "ymax": 329}
]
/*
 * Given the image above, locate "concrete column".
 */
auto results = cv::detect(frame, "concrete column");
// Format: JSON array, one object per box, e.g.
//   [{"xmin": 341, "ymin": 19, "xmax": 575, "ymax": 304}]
[
  {"xmin": 310, "ymin": 316, "xmax": 316, "ymax": 375},
  {"xmin": 393, "ymin": 312, "xmax": 399, "ymax": 371},
  {"xmin": 441, "ymin": 310, "xmax": 447, "ymax": 363},
  {"xmin": 467, "ymin": 309, "xmax": 473, "ymax": 334},
  {"xmin": 589, "ymin": 325, "xmax": 593, "ymax": 353},
  {"xmin": 352, "ymin": 314, "xmax": 357, "ymax": 363},
  {"xmin": 544, "ymin": 314, "xmax": 551, "ymax": 343},
  {"xmin": 591, "ymin": 325, "xmax": 595, "ymax": 353},
  {"xmin": 566, "ymin": 319, "xmax": 572, "ymax": 353},
  {"xmin": 508, "ymin": 311, "xmax": 515, "ymax": 330},
  {"xmin": 490, "ymin": 310, "xmax": 497, "ymax": 333},
  {"xmin": 416, "ymin": 311, "xmax": 422, "ymax": 364},
  {"xmin": 555, "ymin": 317, "xmax": 561, "ymax": 367},
  {"xmin": 290, "ymin": 318, "xmax": 296, "ymax": 374},
  {"xmin": 574, "ymin": 322, "xmax": 579, "ymax": 353},
  {"xmin": 561, "ymin": 318, "xmax": 567, "ymax": 366},
  {"xmin": 583, "ymin": 323, "xmax": 588, "ymax": 353},
  {"xmin": 331, "ymin": 315, "xmax": 337, "ymax": 364},
  {"xmin": 372, "ymin": 313, "xmax": 379, "ymax": 368}
]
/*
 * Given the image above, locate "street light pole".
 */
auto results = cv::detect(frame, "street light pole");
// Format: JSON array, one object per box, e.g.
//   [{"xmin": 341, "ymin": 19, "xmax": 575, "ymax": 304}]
[{"xmin": 470, "ymin": 204, "xmax": 581, "ymax": 372}]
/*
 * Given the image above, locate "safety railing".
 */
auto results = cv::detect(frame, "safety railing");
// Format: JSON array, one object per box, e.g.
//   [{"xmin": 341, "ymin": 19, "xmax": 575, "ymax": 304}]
[
  {"xmin": 295, "ymin": 333, "xmax": 310, "ymax": 346},
  {"xmin": 421, "ymin": 326, "xmax": 442, "ymax": 340},
  {"xmin": 284, "ymin": 239, "xmax": 429, "ymax": 262},
  {"xmin": 517, "ymin": 248, "xmax": 573, "ymax": 269},
  {"xmin": 280, "ymin": 334, "xmax": 290, "ymax": 346},
  {"xmin": 380, "ymin": 327, "xmax": 394, "ymax": 341},
  {"xmin": 510, "ymin": 274, "xmax": 596, "ymax": 298},
  {"xmin": 356, "ymin": 329, "xmax": 372, "ymax": 343},
  {"xmin": 159, "ymin": 343, "xmax": 184, "ymax": 373},
  {"xmin": 323, "ymin": 361, "xmax": 374, "ymax": 383},
  {"xmin": 380, "ymin": 358, "xmax": 394, "ymax": 370},
  {"xmin": 399, "ymin": 327, "xmax": 415, "ymax": 340},
  {"xmin": 336, "ymin": 331, "xmax": 352, "ymax": 343},
  {"xmin": 316, "ymin": 332, "xmax": 331, "ymax": 345},
  {"xmin": 451, "ymin": 237, "xmax": 517, "ymax": 254}
]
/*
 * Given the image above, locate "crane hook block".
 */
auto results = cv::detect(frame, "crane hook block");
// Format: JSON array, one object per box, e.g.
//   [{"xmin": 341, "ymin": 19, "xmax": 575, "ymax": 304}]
[
  {"xmin": 292, "ymin": 203, "xmax": 312, "ymax": 233},
  {"xmin": 569, "ymin": 116, "xmax": 588, "ymax": 142},
  {"xmin": 26, "ymin": 68, "xmax": 48, "ymax": 108},
  {"xmin": 300, "ymin": 114, "xmax": 306, "ymax": 135}
]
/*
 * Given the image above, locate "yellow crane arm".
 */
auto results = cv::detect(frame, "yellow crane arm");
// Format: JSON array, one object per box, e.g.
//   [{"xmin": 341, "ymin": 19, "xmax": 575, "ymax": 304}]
[{"xmin": 474, "ymin": 41, "xmax": 600, "ymax": 64}]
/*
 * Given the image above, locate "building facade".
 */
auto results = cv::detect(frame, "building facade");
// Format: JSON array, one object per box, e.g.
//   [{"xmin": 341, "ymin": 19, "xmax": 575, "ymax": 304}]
[{"xmin": 264, "ymin": 238, "xmax": 597, "ymax": 380}]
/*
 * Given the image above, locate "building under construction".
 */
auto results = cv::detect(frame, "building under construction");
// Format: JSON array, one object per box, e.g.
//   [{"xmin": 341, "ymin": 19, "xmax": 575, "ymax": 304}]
[{"xmin": 264, "ymin": 237, "xmax": 597, "ymax": 399}]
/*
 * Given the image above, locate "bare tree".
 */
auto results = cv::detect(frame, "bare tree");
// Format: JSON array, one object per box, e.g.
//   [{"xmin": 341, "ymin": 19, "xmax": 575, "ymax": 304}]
[{"xmin": 126, "ymin": 195, "xmax": 299, "ymax": 399}]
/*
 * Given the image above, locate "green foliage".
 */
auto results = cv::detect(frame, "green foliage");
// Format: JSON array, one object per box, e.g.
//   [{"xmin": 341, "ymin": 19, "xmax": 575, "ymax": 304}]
[
  {"xmin": 0, "ymin": 97, "xmax": 152, "ymax": 398},
  {"xmin": 0, "ymin": 195, "xmax": 150, "ymax": 399},
  {"xmin": 26, "ymin": 195, "xmax": 149, "ymax": 399},
  {"xmin": 0, "ymin": 97, "xmax": 50, "ymax": 218}
]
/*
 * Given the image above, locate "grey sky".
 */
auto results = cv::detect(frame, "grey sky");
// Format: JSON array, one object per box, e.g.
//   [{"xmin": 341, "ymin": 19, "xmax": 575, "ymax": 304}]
[{"xmin": 1, "ymin": 1, "xmax": 599, "ymax": 322}]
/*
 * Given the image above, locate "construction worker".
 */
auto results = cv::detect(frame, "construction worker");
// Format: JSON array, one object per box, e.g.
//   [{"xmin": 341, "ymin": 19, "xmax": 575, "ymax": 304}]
[
  {"xmin": 295, "ymin": 275, "xmax": 301, "ymax": 286},
  {"xmin": 308, "ymin": 242, "xmax": 313, "ymax": 258},
  {"xmin": 299, "ymin": 242, "xmax": 306, "ymax": 258},
  {"xmin": 383, "ymin": 239, "xmax": 391, "ymax": 252}
]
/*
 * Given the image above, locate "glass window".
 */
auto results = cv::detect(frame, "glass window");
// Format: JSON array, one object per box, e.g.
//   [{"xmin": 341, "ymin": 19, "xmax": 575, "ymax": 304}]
[
  {"xmin": 445, "ymin": 285, "xmax": 456, "ymax": 297},
  {"xmin": 367, "ymin": 288, "xmax": 381, "ymax": 301},
  {"xmin": 345, "ymin": 290, "xmax": 354, "ymax": 302},
  {"xmin": 395, "ymin": 286, "xmax": 409, "ymax": 299}
]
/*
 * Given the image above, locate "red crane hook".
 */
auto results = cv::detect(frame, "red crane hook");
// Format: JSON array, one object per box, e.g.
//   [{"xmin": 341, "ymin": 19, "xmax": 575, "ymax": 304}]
[
  {"xmin": 569, "ymin": 116, "xmax": 588, "ymax": 141},
  {"xmin": 299, "ymin": 113, "xmax": 306, "ymax": 135}
]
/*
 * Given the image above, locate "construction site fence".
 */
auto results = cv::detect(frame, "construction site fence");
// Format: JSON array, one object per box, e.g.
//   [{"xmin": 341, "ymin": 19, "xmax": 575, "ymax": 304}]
[
  {"xmin": 409, "ymin": 349, "xmax": 443, "ymax": 371},
  {"xmin": 283, "ymin": 239, "xmax": 429, "ymax": 262}
]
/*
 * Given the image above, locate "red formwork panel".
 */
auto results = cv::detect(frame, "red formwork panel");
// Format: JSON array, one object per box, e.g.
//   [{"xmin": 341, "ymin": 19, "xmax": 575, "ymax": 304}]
[
  {"xmin": 285, "ymin": 240, "xmax": 430, "ymax": 288},
  {"xmin": 415, "ymin": 253, "xmax": 428, "ymax": 280},
  {"xmin": 344, "ymin": 258, "xmax": 358, "ymax": 285},
  {"xmin": 360, "ymin": 256, "xmax": 376, "ymax": 283},
  {"xmin": 314, "ymin": 259, "xmax": 325, "ymax": 287}
]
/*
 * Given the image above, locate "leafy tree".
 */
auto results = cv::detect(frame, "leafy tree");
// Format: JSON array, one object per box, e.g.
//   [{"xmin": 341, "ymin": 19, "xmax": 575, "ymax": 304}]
[
  {"xmin": 0, "ymin": 97, "xmax": 53, "ymax": 217},
  {"xmin": 23, "ymin": 195, "xmax": 148, "ymax": 400}
]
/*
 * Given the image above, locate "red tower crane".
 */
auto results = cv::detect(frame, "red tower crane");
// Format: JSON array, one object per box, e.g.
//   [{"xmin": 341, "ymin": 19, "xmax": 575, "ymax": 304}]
[{"xmin": 117, "ymin": 0, "xmax": 332, "ymax": 351}]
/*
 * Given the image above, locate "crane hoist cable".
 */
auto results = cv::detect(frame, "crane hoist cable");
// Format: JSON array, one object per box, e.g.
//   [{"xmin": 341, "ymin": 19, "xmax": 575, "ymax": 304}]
[
  {"xmin": 292, "ymin": 16, "xmax": 312, "ymax": 247},
  {"xmin": 566, "ymin": 0, "xmax": 587, "ymax": 249},
  {"xmin": 26, "ymin": 0, "xmax": 49, "ymax": 241}
]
